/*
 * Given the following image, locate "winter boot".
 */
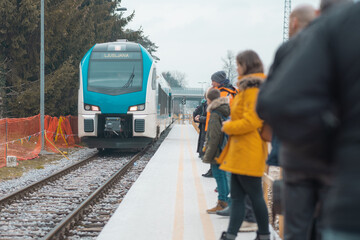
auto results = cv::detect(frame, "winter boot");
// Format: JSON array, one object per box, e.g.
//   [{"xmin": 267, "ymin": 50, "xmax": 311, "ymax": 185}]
[
  {"xmin": 216, "ymin": 206, "xmax": 230, "ymax": 216},
  {"xmin": 254, "ymin": 231, "xmax": 270, "ymax": 240},
  {"xmin": 207, "ymin": 200, "xmax": 228, "ymax": 214},
  {"xmin": 219, "ymin": 231, "xmax": 236, "ymax": 240},
  {"xmin": 202, "ymin": 168, "xmax": 213, "ymax": 178}
]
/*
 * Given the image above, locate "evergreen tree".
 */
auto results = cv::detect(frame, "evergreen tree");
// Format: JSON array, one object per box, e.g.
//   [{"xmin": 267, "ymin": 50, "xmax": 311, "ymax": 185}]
[
  {"xmin": 0, "ymin": 0, "xmax": 158, "ymax": 117},
  {"xmin": 162, "ymin": 71, "xmax": 187, "ymax": 88}
]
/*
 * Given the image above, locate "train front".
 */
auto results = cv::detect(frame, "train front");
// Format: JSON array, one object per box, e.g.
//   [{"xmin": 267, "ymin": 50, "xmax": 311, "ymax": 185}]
[{"xmin": 78, "ymin": 41, "xmax": 157, "ymax": 150}]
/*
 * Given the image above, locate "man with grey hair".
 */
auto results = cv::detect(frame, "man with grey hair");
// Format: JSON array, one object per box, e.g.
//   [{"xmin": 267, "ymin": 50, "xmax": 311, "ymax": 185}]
[
  {"xmin": 289, "ymin": 5, "xmax": 317, "ymax": 38},
  {"xmin": 257, "ymin": 0, "xmax": 353, "ymax": 239},
  {"xmin": 256, "ymin": 0, "xmax": 354, "ymax": 240},
  {"xmin": 258, "ymin": 3, "xmax": 317, "ymax": 168},
  {"xmin": 256, "ymin": 6, "xmax": 317, "ymax": 240}
]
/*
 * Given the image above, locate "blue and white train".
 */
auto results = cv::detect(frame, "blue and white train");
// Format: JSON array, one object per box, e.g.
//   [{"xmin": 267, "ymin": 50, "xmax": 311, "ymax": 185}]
[{"xmin": 78, "ymin": 40, "xmax": 173, "ymax": 150}]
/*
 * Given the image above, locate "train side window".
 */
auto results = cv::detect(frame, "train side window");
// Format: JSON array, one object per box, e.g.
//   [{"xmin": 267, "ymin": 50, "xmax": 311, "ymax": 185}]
[
  {"xmin": 152, "ymin": 68, "xmax": 157, "ymax": 90},
  {"xmin": 168, "ymin": 93, "xmax": 172, "ymax": 116},
  {"xmin": 158, "ymin": 84, "xmax": 166, "ymax": 115}
]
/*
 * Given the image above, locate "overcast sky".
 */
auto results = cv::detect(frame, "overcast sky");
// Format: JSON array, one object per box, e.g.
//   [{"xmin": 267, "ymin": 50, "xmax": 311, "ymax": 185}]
[{"xmin": 122, "ymin": 0, "xmax": 321, "ymax": 88}]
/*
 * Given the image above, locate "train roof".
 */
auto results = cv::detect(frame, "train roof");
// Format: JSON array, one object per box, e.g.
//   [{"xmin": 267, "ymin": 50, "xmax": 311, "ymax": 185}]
[{"xmin": 93, "ymin": 40, "xmax": 142, "ymax": 52}]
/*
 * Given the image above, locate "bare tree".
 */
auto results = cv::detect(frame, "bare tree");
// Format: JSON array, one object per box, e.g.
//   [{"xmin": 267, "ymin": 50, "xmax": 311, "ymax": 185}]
[{"xmin": 222, "ymin": 50, "xmax": 237, "ymax": 84}]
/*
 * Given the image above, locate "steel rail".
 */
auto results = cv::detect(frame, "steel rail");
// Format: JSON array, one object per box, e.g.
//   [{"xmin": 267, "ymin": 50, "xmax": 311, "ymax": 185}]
[
  {"xmin": 0, "ymin": 153, "xmax": 99, "ymax": 208},
  {"xmin": 43, "ymin": 145, "xmax": 151, "ymax": 240}
]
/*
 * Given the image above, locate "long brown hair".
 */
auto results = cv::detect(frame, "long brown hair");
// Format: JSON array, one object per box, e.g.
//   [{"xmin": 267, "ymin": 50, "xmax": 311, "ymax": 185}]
[{"xmin": 236, "ymin": 50, "xmax": 264, "ymax": 75}]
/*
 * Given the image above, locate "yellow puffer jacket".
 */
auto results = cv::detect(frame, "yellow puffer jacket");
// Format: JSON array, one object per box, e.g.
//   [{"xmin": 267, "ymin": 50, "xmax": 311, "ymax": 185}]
[{"xmin": 217, "ymin": 73, "xmax": 268, "ymax": 177}]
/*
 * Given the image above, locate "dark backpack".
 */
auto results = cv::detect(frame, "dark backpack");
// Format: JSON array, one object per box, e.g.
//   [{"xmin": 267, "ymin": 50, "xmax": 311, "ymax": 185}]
[{"xmin": 211, "ymin": 110, "xmax": 230, "ymax": 152}]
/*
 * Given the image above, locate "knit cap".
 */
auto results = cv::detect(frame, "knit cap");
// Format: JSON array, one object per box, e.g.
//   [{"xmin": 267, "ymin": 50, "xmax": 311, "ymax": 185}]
[{"xmin": 211, "ymin": 71, "xmax": 227, "ymax": 84}]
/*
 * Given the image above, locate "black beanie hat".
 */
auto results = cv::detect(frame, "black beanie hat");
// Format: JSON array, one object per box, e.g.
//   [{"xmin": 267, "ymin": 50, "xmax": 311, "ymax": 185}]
[{"xmin": 211, "ymin": 71, "xmax": 227, "ymax": 84}]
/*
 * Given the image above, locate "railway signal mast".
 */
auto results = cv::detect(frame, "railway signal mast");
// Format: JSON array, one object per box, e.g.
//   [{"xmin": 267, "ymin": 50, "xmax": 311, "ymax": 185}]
[{"xmin": 283, "ymin": 0, "xmax": 292, "ymax": 42}]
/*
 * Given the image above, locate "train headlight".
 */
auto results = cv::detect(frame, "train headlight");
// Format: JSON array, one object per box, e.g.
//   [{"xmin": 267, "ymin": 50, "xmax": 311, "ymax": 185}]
[
  {"xmin": 84, "ymin": 104, "xmax": 100, "ymax": 111},
  {"xmin": 129, "ymin": 106, "xmax": 138, "ymax": 111},
  {"xmin": 91, "ymin": 106, "xmax": 100, "ymax": 111},
  {"xmin": 128, "ymin": 104, "xmax": 145, "ymax": 112}
]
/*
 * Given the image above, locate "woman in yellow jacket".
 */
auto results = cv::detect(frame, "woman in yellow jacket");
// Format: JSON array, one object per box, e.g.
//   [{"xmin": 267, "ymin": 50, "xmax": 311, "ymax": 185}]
[{"xmin": 218, "ymin": 50, "xmax": 269, "ymax": 240}]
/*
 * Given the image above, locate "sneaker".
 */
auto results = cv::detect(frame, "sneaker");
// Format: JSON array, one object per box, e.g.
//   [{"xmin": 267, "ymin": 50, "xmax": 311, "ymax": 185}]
[
  {"xmin": 202, "ymin": 168, "xmax": 213, "ymax": 178},
  {"xmin": 207, "ymin": 200, "xmax": 228, "ymax": 214},
  {"xmin": 239, "ymin": 221, "xmax": 258, "ymax": 232},
  {"xmin": 216, "ymin": 206, "xmax": 230, "ymax": 216}
]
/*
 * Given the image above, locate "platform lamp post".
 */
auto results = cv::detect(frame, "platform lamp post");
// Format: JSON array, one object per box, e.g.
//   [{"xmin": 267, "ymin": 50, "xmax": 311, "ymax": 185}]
[
  {"xmin": 39, "ymin": 0, "xmax": 47, "ymax": 154},
  {"xmin": 115, "ymin": 6, "xmax": 127, "ymax": 21},
  {"xmin": 116, "ymin": 7, "xmax": 127, "ymax": 12},
  {"xmin": 115, "ymin": 7, "xmax": 128, "ymax": 35}
]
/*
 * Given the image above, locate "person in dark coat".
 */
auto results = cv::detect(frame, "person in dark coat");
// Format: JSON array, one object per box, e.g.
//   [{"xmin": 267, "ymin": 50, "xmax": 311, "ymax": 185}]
[
  {"xmin": 203, "ymin": 88, "xmax": 230, "ymax": 214},
  {"xmin": 256, "ymin": 8, "xmax": 318, "ymax": 238},
  {"xmin": 193, "ymin": 99, "xmax": 207, "ymax": 158},
  {"xmin": 260, "ymin": 4, "xmax": 317, "ymax": 168},
  {"xmin": 257, "ymin": 1, "xmax": 359, "ymax": 240},
  {"xmin": 194, "ymin": 98, "xmax": 213, "ymax": 178},
  {"xmin": 257, "ymin": 2, "xmax": 350, "ymax": 240},
  {"xmin": 257, "ymin": 8, "xmax": 318, "ymax": 237}
]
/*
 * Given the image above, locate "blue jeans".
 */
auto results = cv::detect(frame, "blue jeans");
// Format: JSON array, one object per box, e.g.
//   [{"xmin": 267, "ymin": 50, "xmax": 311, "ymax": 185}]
[
  {"xmin": 211, "ymin": 164, "xmax": 229, "ymax": 202},
  {"xmin": 226, "ymin": 171, "xmax": 231, "ymax": 189},
  {"xmin": 266, "ymin": 134, "xmax": 280, "ymax": 166}
]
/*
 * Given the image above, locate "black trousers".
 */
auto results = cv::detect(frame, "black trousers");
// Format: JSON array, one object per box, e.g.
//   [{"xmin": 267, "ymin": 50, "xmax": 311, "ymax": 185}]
[
  {"xmin": 283, "ymin": 169, "xmax": 332, "ymax": 240},
  {"xmin": 244, "ymin": 195, "xmax": 256, "ymax": 223},
  {"xmin": 227, "ymin": 174, "xmax": 269, "ymax": 235}
]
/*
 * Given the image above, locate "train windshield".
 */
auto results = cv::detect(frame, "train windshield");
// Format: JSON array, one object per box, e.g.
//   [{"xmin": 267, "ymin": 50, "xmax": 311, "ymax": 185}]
[{"xmin": 88, "ymin": 51, "xmax": 143, "ymax": 95}]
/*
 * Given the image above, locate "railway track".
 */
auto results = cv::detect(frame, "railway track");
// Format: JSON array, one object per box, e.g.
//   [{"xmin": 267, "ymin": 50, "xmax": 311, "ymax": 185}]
[
  {"xmin": 0, "ymin": 147, "xmax": 148, "ymax": 239},
  {"xmin": 0, "ymin": 126, "xmax": 171, "ymax": 239},
  {"xmin": 66, "ymin": 154, "xmax": 150, "ymax": 239}
]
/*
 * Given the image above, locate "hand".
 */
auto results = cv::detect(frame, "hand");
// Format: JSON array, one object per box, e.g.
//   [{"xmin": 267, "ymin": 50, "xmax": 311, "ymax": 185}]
[
  {"xmin": 195, "ymin": 115, "xmax": 200, "ymax": 122},
  {"xmin": 221, "ymin": 120, "xmax": 230, "ymax": 132}
]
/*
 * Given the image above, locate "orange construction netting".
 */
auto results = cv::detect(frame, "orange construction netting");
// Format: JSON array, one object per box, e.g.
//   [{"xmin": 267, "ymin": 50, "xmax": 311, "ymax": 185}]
[{"xmin": 0, "ymin": 115, "xmax": 80, "ymax": 168}]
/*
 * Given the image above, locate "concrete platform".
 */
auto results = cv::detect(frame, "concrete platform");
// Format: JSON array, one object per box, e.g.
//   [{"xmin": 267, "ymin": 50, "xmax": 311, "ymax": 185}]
[{"xmin": 98, "ymin": 124, "xmax": 257, "ymax": 240}]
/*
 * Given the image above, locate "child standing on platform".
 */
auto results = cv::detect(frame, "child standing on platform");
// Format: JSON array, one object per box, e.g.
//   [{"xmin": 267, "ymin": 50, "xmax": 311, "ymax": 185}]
[{"xmin": 202, "ymin": 88, "xmax": 231, "ymax": 214}]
